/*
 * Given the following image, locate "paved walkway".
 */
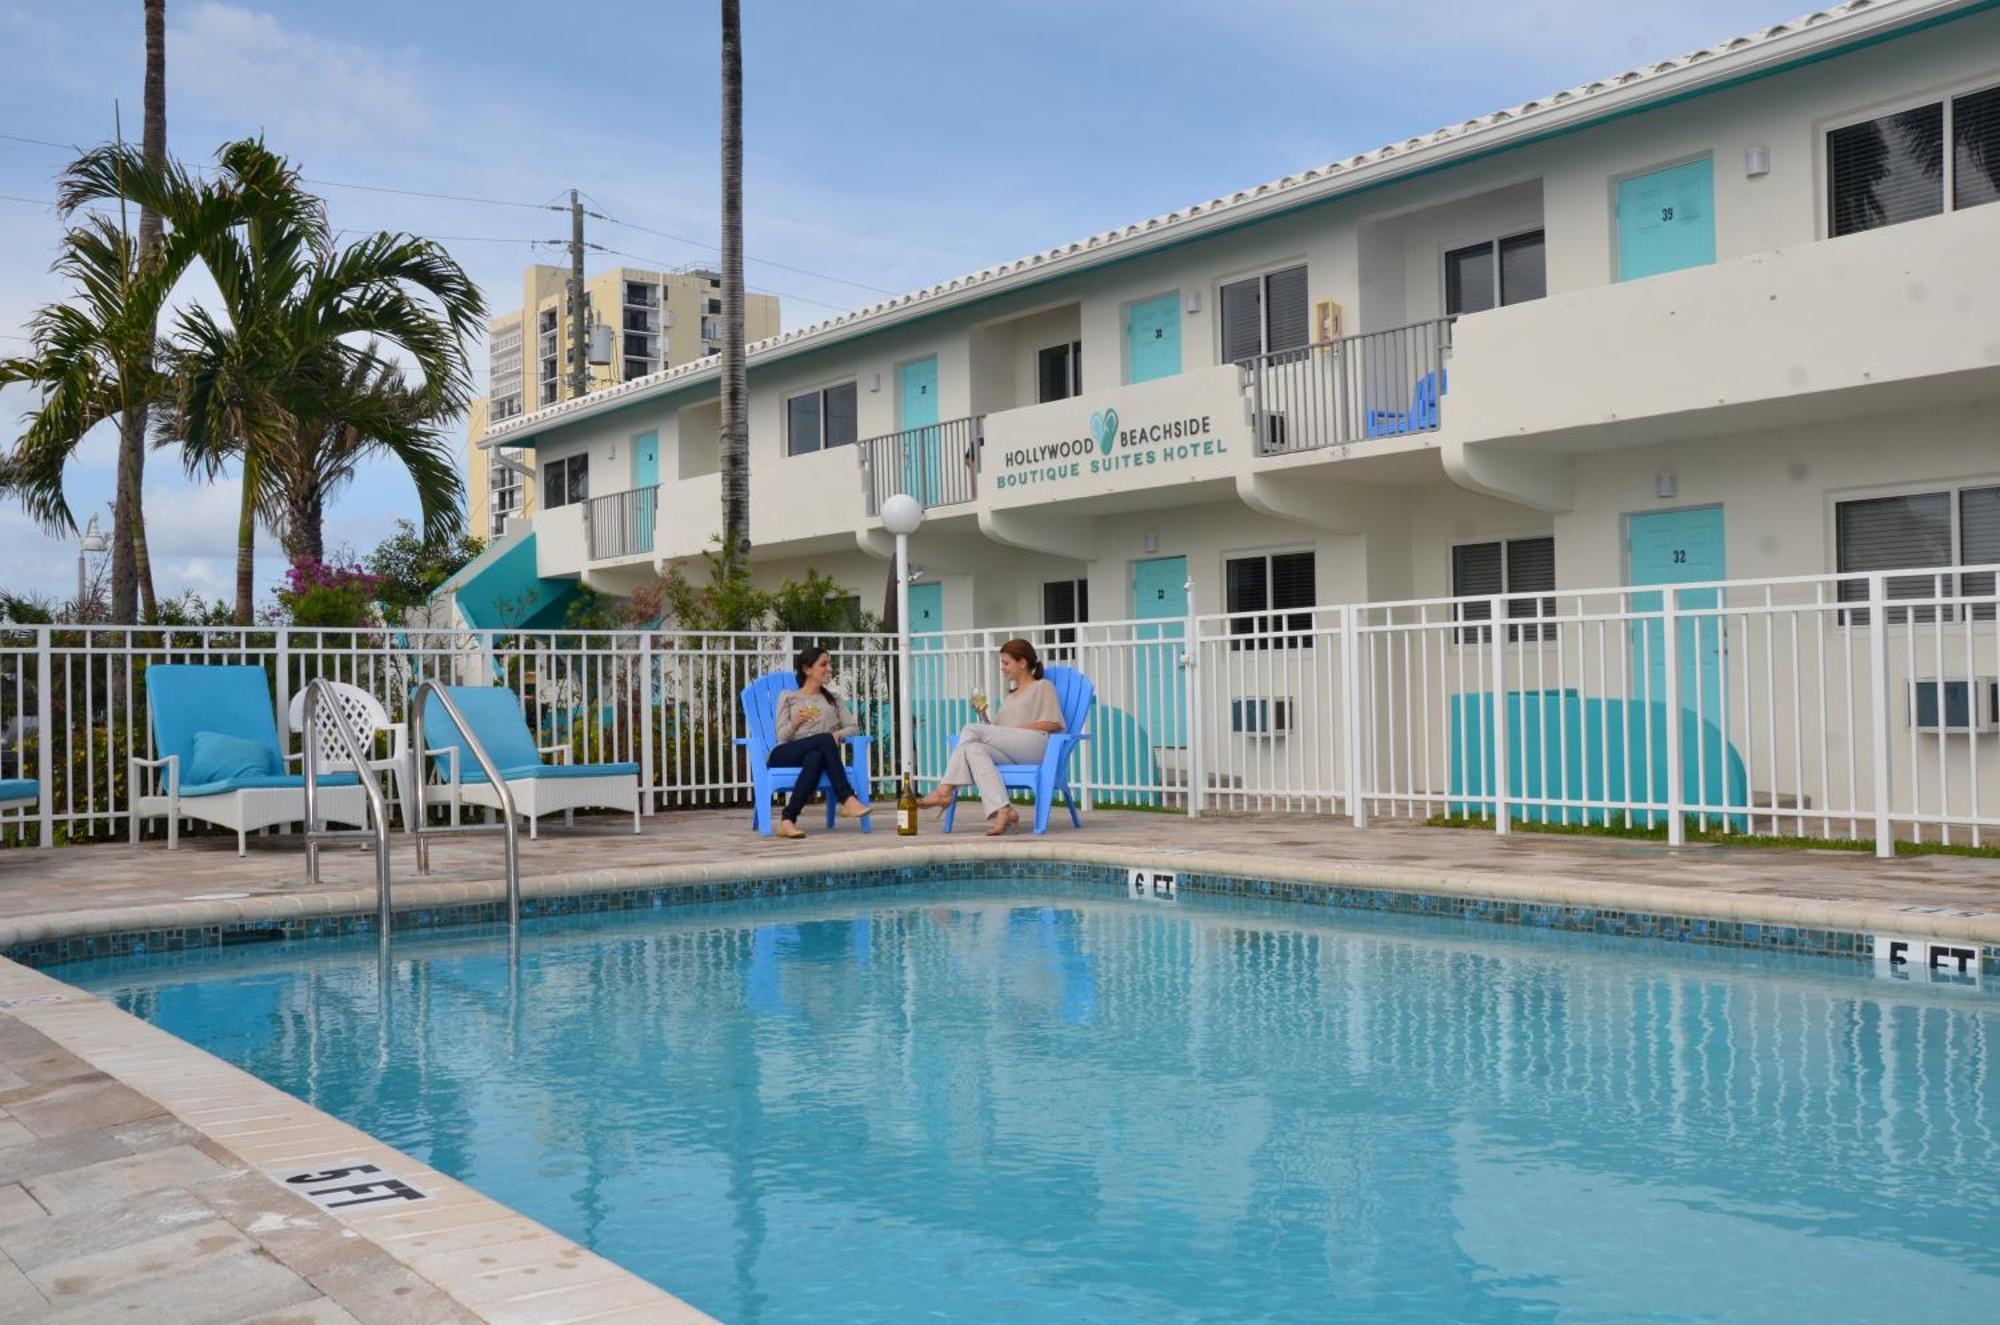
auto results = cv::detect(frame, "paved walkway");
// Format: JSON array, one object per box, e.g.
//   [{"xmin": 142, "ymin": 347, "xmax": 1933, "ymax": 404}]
[{"xmin": 4, "ymin": 809, "xmax": 1999, "ymax": 944}]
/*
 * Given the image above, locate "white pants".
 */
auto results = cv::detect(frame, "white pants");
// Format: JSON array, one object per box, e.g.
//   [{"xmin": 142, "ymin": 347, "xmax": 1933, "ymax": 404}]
[{"xmin": 942, "ymin": 723, "xmax": 1049, "ymax": 815}]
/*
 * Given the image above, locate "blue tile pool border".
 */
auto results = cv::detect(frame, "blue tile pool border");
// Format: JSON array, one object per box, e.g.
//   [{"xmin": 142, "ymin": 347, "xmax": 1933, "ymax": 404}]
[{"xmin": 9, "ymin": 858, "xmax": 1999, "ymax": 976}]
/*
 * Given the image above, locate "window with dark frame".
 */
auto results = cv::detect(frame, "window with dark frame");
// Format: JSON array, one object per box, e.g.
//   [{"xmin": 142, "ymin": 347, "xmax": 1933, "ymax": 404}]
[
  {"xmin": 1219, "ymin": 264, "xmax": 1309, "ymax": 365},
  {"xmin": 1829, "ymin": 82, "xmax": 2000, "ymax": 237},
  {"xmin": 541, "ymin": 453, "xmax": 589, "ymax": 509},
  {"xmin": 1037, "ymin": 341, "xmax": 1083, "ymax": 403},
  {"xmin": 1042, "ymin": 578, "xmax": 1089, "ymax": 659},
  {"xmin": 1452, "ymin": 536, "xmax": 1556, "ymax": 642},
  {"xmin": 785, "ymin": 382, "xmax": 859, "ymax": 456},
  {"xmin": 1836, "ymin": 484, "xmax": 2000, "ymax": 622},
  {"xmin": 1224, "ymin": 551, "xmax": 1316, "ymax": 649},
  {"xmin": 1445, "ymin": 230, "xmax": 1547, "ymax": 316}
]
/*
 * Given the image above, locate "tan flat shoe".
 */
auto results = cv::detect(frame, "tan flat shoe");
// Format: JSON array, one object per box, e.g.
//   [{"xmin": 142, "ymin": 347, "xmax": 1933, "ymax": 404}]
[
  {"xmin": 838, "ymin": 799, "xmax": 871, "ymax": 819},
  {"xmin": 775, "ymin": 820, "xmax": 806, "ymax": 840}
]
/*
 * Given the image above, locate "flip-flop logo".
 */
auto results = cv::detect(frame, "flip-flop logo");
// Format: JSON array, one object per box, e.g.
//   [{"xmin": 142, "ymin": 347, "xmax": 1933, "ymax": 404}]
[{"xmin": 1090, "ymin": 407, "xmax": 1119, "ymax": 457}]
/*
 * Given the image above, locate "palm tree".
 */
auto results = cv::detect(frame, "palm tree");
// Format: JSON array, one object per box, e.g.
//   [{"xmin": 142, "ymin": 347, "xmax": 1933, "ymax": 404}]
[
  {"xmin": 718, "ymin": 0, "xmax": 749, "ymax": 570},
  {"xmin": 133, "ymin": 140, "xmax": 482, "ymax": 620},
  {"xmin": 0, "ymin": 147, "xmax": 210, "ymax": 550},
  {"xmin": 263, "ymin": 347, "xmax": 463, "ymax": 566},
  {"xmin": 107, "ymin": 0, "xmax": 168, "ymax": 622}
]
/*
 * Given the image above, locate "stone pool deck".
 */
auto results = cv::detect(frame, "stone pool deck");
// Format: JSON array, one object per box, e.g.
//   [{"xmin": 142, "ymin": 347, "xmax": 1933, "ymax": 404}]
[{"xmin": 1, "ymin": 809, "xmax": 1997, "ymax": 1322}]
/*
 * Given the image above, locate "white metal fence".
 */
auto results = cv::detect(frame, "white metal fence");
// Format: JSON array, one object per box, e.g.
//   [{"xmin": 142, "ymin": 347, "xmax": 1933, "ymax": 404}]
[{"xmin": 5, "ymin": 563, "xmax": 1998, "ymax": 856}]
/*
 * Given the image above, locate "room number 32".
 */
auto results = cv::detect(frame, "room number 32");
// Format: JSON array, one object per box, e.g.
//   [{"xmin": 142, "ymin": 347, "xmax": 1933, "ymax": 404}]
[{"xmin": 1672, "ymin": 548, "xmax": 1688, "ymax": 564}]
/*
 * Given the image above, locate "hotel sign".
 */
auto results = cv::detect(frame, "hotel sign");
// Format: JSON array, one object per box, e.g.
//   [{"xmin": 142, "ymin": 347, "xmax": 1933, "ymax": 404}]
[{"xmin": 984, "ymin": 364, "xmax": 1247, "ymax": 504}]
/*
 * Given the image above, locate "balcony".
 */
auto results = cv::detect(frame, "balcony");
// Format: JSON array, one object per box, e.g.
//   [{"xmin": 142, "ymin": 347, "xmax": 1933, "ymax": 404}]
[
  {"xmin": 857, "ymin": 416, "xmax": 982, "ymax": 517},
  {"xmin": 1245, "ymin": 318, "xmax": 1455, "ymax": 455},
  {"xmin": 584, "ymin": 486, "xmax": 658, "ymax": 561},
  {"xmin": 1443, "ymin": 208, "xmax": 2000, "ymax": 453}
]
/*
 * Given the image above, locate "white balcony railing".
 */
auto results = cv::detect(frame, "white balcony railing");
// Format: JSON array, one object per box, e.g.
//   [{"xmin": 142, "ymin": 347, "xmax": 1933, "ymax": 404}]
[
  {"xmin": 857, "ymin": 415, "xmax": 982, "ymax": 517},
  {"xmin": 584, "ymin": 485, "xmax": 658, "ymax": 560},
  {"xmin": 1245, "ymin": 317, "xmax": 1455, "ymax": 456}
]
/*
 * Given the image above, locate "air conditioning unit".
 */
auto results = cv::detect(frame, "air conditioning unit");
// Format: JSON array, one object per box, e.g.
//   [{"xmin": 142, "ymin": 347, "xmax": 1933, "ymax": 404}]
[
  {"xmin": 1231, "ymin": 697, "xmax": 1294, "ymax": 738},
  {"xmin": 1908, "ymin": 677, "xmax": 2000, "ymax": 733}
]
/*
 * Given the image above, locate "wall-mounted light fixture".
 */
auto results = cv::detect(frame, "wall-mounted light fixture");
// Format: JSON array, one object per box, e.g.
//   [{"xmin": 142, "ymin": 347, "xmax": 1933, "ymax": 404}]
[
  {"xmin": 869, "ymin": 372, "xmax": 882, "ymax": 393},
  {"xmin": 1744, "ymin": 145, "xmax": 1771, "ymax": 178},
  {"xmin": 1655, "ymin": 470, "xmax": 1679, "ymax": 500},
  {"xmin": 1143, "ymin": 531, "xmax": 1160, "ymax": 554},
  {"xmin": 1183, "ymin": 290, "xmax": 1201, "ymax": 315}
]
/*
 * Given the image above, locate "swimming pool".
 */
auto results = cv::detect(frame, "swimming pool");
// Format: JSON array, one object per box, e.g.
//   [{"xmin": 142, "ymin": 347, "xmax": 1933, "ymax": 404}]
[{"xmin": 61, "ymin": 878, "xmax": 2000, "ymax": 1322}]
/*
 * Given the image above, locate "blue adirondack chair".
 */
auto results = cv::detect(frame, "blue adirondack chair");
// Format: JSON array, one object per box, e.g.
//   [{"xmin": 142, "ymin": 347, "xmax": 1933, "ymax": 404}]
[
  {"xmin": 1365, "ymin": 367, "xmax": 1447, "ymax": 437},
  {"xmin": 0, "ymin": 778, "xmax": 37, "ymax": 812},
  {"xmin": 737, "ymin": 671, "xmax": 874, "ymax": 837},
  {"xmin": 942, "ymin": 665, "xmax": 1094, "ymax": 835}
]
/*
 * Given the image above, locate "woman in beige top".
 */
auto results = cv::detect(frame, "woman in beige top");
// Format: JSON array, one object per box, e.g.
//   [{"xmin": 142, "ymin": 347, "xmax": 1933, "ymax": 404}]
[
  {"xmin": 919, "ymin": 638, "xmax": 1065, "ymax": 836},
  {"xmin": 769, "ymin": 646, "xmax": 870, "ymax": 839}
]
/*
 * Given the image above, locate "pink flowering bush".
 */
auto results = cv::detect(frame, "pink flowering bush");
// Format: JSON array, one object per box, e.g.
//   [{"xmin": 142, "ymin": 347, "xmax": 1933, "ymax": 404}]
[{"xmin": 277, "ymin": 558, "xmax": 381, "ymax": 628}]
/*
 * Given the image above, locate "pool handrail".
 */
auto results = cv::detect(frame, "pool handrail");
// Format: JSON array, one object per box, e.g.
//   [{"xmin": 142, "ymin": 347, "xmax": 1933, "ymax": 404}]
[
  {"xmin": 408, "ymin": 678, "xmax": 522, "ymax": 927},
  {"xmin": 300, "ymin": 678, "xmax": 395, "ymax": 941}
]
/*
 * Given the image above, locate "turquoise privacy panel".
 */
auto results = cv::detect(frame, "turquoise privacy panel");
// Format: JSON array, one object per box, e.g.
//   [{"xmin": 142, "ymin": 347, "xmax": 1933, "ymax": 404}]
[
  {"xmin": 452, "ymin": 534, "xmax": 577, "ymax": 631},
  {"xmin": 1617, "ymin": 158, "xmax": 1717, "ymax": 280},
  {"xmin": 1627, "ymin": 506, "xmax": 1726, "ymax": 733},
  {"xmin": 1126, "ymin": 292, "xmax": 1182, "ymax": 383},
  {"xmin": 898, "ymin": 356, "xmax": 941, "ymax": 505},
  {"xmin": 1447, "ymin": 690, "xmax": 1748, "ymax": 829},
  {"xmin": 1086, "ymin": 701, "xmax": 1164, "ymax": 808},
  {"xmin": 632, "ymin": 430, "xmax": 659, "ymax": 489},
  {"xmin": 907, "ymin": 582, "xmax": 952, "ymax": 778},
  {"xmin": 1131, "ymin": 557, "xmax": 1187, "ymax": 749}
]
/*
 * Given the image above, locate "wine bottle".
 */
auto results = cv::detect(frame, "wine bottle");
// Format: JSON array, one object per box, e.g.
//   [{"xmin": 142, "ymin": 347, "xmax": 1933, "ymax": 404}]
[{"xmin": 897, "ymin": 774, "xmax": 919, "ymax": 837}]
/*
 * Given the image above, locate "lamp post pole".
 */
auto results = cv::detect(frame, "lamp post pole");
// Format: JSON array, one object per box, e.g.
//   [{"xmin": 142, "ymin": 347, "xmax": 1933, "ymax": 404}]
[{"xmin": 879, "ymin": 493, "xmax": 927, "ymax": 785}]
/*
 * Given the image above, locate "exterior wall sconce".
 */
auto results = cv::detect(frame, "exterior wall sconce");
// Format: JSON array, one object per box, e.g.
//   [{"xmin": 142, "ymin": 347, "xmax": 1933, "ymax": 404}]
[
  {"xmin": 1143, "ymin": 531, "xmax": 1160, "ymax": 553},
  {"xmin": 869, "ymin": 372, "xmax": 882, "ymax": 392},
  {"xmin": 1744, "ymin": 145, "xmax": 1771, "ymax": 178},
  {"xmin": 1655, "ymin": 470, "xmax": 1679, "ymax": 499},
  {"xmin": 1184, "ymin": 291, "xmax": 1201, "ymax": 315}
]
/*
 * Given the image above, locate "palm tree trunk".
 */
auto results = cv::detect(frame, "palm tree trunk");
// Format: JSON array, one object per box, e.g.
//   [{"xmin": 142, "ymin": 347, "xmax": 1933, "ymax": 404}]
[
  {"xmin": 234, "ymin": 458, "xmax": 257, "ymax": 625},
  {"xmin": 110, "ymin": 0, "xmax": 167, "ymax": 623},
  {"xmin": 717, "ymin": 0, "xmax": 748, "ymax": 571},
  {"xmin": 281, "ymin": 485, "xmax": 324, "ymax": 566}
]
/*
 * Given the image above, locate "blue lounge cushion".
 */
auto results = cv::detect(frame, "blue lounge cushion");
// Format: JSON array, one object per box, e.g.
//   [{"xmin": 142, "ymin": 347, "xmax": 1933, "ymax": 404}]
[
  {"xmin": 145, "ymin": 665, "xmax": 286, "ymax": 773},
  {"xmin": 421, "ymin": 687, "xmax": 545, "ymax": 777},
  {"xmin": 451, "ymin": 761, "xmax": 641, "ymax": 787},
  {"xmin": 188, "ymin": 730, "xmax": 276, "ymax": 786},
  {"xmin": 0, "ymin": 778, "xmax": 37, "ymax": 804},
  {"xmin": 175, "ymin": 771, "xmax": 361, "ymax": 799}
]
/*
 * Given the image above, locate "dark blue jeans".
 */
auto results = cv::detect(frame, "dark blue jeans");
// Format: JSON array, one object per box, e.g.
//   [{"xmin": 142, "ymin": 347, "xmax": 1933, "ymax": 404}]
[{"xmin": 767, "ymin": 732, "xmax": 857, "ymax": 823}]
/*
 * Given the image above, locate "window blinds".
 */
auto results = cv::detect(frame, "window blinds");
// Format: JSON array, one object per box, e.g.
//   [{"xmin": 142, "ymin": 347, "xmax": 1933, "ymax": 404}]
[{"xmin": 1829, "ymin": 103, "xmax": 1944, "ymax": 237}]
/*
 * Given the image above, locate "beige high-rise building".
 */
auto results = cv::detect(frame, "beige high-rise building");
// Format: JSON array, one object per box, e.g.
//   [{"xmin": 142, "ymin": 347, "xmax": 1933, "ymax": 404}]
[{"xmin": 466, "ymin": 264, "xmax": 779, "ymax": 541}]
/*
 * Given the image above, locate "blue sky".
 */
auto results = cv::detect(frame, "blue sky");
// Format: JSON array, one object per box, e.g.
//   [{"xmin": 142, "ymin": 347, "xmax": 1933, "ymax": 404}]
[{"xmin": 0, "ymin": 0, "xmax": 1810, "ymax": 607}]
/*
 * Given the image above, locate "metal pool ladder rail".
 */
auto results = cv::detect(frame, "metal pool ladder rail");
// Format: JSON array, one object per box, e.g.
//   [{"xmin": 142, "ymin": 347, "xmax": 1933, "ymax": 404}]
[
  {"xmin": 408, "ymin": 680, "xmax": 523, "ymax": 927},
  {"xmin": 300, "ymin": 678, "xmax": 395, "ymax": 938}
]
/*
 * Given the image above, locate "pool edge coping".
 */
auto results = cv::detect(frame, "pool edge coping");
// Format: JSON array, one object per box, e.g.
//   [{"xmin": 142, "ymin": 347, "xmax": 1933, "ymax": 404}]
[
  {"xmin": 8, "ymin": 839, "xmax": 1999, "ymax": 958},
  {"xmin": 0, "ymin": 953, "xmax": 716, "ymax": 1324}
]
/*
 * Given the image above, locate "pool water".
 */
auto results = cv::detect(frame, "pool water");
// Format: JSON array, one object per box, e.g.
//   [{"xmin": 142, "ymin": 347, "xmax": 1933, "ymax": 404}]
[{"xmin": 62, "ymin": 880, "xmax": 2000, "ymax": 1323}]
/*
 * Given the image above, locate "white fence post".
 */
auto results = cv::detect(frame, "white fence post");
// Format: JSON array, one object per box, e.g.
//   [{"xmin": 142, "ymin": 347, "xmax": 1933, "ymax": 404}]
[
  {"xmin": 1489, "ymin": 596, "xmax": 1508, "ymax": 835},
  {"xmin": 274, "ymin": 627, "xmax": 293, "ymax": 743},
  {"xmin": 1868, "ymin": 572, "xmax": 1893, "ymax": 858},
  {"xmin": 1662, "ymin": 593, "xmax": 1685, "ymax": 847},
  {"xmin": 1183, "ymin": 579, "xmax": 1203, "ymax": 818},
  {"xmin": 35, "ymin": 626, "xmax": 53, "ymax": 849},
  {"xmin": 639, "ymin": 631, "xmax": 656, "ymax": 816},
  {"xmin": 1342, "ymin": 604, "xmax": 1367, "ymax": 828}
]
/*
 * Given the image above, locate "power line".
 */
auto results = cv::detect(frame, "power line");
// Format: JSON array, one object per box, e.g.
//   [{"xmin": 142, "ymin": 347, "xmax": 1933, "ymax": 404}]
[
  {"xmin": 589, "ymin": 243, "xmax": 852, "ymax": 314},
  {"xmin": 0, "ymin": 130, "xmax": 74, "ymax": 151},
  {"xmin": 587, "ymin": 207, "xmax": 898, "ymax": 296},
  {"xmin": 0, "ymin": 192, "xmax": 55, "ymax": 207},
  {"xmin": 304, "ymin": 176, "xmax": 561, "ymax": 213}
]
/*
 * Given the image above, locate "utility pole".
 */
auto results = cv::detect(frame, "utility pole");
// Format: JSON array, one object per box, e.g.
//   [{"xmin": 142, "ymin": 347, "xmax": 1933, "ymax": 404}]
[{"xmin": 567, "ymin": 188, "xmax": 588, "ymax": 400}]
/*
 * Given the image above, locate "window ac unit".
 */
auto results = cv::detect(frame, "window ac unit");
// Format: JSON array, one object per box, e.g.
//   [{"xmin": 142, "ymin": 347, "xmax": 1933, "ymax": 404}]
[
  {"xmin": 1231, "ymin": 697, "xmax": 1294, "ymax": 738},
  {"xmin": 1908, "ymin": 677, "xmax": 2000, "ymax": 733}
]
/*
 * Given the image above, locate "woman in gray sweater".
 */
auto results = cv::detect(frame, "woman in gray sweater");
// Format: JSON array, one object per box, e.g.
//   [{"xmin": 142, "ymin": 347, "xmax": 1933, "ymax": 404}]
[{"xmin": 769, "ymin": 646, "xmax": 871, "ymax": 839}]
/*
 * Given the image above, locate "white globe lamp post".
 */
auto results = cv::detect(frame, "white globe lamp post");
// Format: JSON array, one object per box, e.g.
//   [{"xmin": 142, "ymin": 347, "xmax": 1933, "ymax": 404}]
[{"xmin": 880, "ymin": 493, "xmax": 926, "ymax": 782}]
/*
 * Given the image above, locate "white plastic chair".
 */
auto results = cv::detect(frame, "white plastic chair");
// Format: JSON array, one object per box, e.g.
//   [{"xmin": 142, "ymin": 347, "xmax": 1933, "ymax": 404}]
[{"xmin": 286, "ymin": 680, "xmax": 413, "ymax": 828}]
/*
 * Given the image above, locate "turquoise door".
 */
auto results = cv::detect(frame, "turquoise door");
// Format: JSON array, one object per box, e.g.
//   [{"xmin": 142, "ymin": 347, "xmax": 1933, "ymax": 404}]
[
  {"xmin": 632, "ymin": 430, "xmax": 659, "ymax": 489},
  {"xmin": 1617, "ymin": 158, "xmax": 1716, "ymax": 281},
  {"xmin": 1126, "ymin": 293, "xmax": 1181, "ymax": 384},
  {"xmin": 1628, "ymin": 507, "xmax": 1729, "ymax": 814},
  {"xmin": 897, "ymin": 357, "xmax": 941, "ymax": 505},
  {"xmin": 907, "ymin": 582, "xmax": 951, "ymax": 780},
  {"xmin": 1132, "ymin": 557, "xmax": 1187, "ymax": 753}
]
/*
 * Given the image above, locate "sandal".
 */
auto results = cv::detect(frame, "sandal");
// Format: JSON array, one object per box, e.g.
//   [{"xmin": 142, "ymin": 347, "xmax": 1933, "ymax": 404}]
[{"xmin": 985, "ymin": 806, "xmax": 1020, "ymax": 837}]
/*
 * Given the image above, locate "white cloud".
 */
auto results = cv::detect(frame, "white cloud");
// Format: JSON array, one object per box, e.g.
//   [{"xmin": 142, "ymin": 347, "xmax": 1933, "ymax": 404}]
[{"xmin": 169, "ymin": 2, "xmax": 429, "ymax": 151}]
